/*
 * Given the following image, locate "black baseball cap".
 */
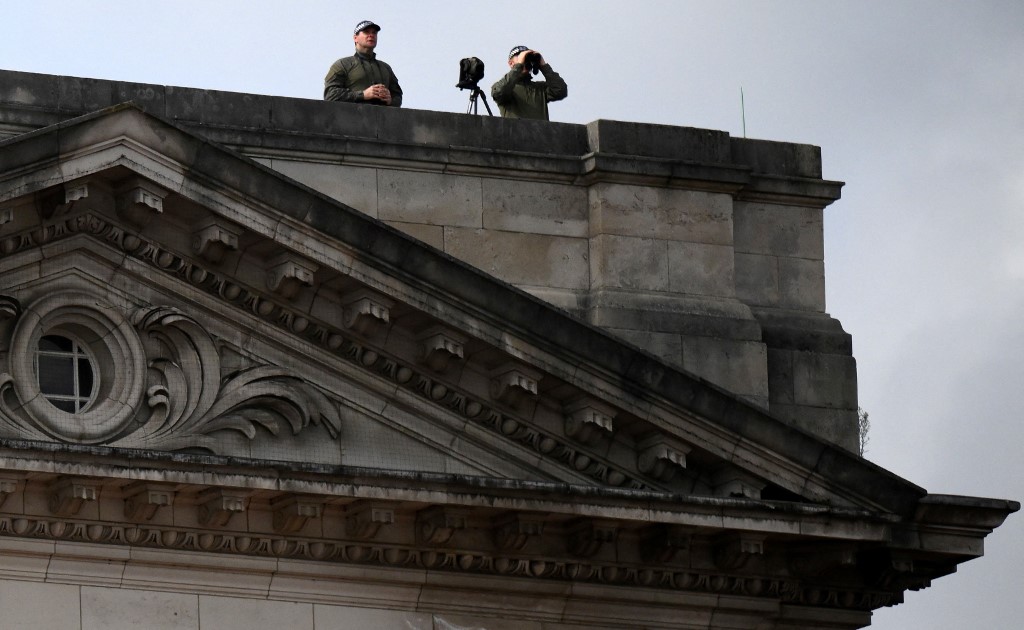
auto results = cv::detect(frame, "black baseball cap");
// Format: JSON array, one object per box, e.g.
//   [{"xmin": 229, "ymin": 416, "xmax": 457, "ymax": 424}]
[{"xmin": 354, "ymin": 20, "xmax": 381, "ymax": 35}]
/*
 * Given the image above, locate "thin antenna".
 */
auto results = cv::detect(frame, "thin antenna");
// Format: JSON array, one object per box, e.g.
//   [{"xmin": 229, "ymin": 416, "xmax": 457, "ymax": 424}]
[{"xmin": 740, "ymin": 87, "xmax": 747, "ymax": 138}]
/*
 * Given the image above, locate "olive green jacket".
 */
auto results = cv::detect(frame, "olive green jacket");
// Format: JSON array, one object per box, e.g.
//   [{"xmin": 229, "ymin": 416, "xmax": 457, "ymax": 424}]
[
  {"xmin": 324, "ymin": 51, "xmax": 403, "ymax": 107},
  {"xmin": 490, "ymin": 63, "xmax": 567, "ymax": 120}
]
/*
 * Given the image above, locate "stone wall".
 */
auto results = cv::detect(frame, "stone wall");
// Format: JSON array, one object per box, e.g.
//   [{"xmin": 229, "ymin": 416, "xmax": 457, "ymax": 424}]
[{"xmin": 0, "ymin": 69, "xmax": 858, "ymax": 450}]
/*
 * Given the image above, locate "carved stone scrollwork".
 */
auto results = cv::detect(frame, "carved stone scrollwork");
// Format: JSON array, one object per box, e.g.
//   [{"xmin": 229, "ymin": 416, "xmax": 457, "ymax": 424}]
[
  {"xmin": 192, "ymin": 219, "xmax": 241, "ymax": 264},
  {"xmin": 116, "ymin": 177, "xmax": 167, "ymax": 228},
  {"xmin": 564, "ymin": 397, "xmax": 615, "ymax": 445},
  {"xmin": 637, "ymin": 435, "xmax": 690, "ymax": 483},
  {"xmin": 48, "ymin": 477, "xmax": 101, "ymax": 517},
  {"xmin": 123, "ymin": 482, "xmax": 175, "ymax": 522},
  {"xmin": 493, "ymin": 512, "xmax": 545, "ymax": 551},
  {"xmin": 489, "ymin": 363, "xmax": 541, "ymax": 408},
  {"xmin": 566, "ymin": 519, "xmax": 617, "ymax": 557},
  {"xmin": 346, "ymin": 500, "xmax": 397, "ymax": 540},
  {"xmin": 115, "ymin": 305, "xmax": 342, "ymax": 451},
  {"xmin": 416, "ymin": 506, "xmax": 469, "ymax": 546},
  {"xmin": 0, "ymin": 295, "xmax": 21, "ymax": 322},
  {"xmin": 342, "ymin": 289, "xmax": 393, "ymax": 338},
  {"xmin": 714, "ymin": 533, "xmax": 765, "ymax": 571},
  {"xmin": 640, "ymin": 524, "xmax": 692, "ymax": 563},
  {"xmin": 419, "ymin": 326, "xmax": 466, "ymax": 373},
  {"xmin": 266, "ymin": 252, "xmax": 317, "ymax": 300},
  {"xmin": 197, "ymin": 489, "xmax": 249, "ymax": 528},
  {"xmin": 272, "ymin": 495, "xmax": 323, "ymax": 534}
]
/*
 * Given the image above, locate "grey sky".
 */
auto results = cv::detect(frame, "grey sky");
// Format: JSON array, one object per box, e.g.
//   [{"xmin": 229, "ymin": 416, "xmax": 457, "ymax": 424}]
[{"xmin": 3, "ymin": 1, "xmax": 1022, "ymax": 627}]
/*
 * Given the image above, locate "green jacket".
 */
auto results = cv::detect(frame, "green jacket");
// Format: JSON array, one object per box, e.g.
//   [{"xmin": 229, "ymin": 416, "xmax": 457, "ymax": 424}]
[
  {"xmin": 490, "ymin": 63, "xmax": 568, "ymax": 120},
  {"xmin": 324, "ymin": 51, "xmax": 403, "ymax": 107}
]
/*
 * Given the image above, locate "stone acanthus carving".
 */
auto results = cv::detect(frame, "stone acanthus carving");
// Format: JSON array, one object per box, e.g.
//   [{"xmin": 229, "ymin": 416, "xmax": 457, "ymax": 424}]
[
  {"xmin": 266, "ymin": 252, "xmax": 317, "ymax": 299},
  {"xmin": 112, "ymin": 306, "xmax": 342, "ymax": 451},
  {"xmin": 566, "ymin": 519, "xmax": 618, "ymax": 557},
  {"xmin": 115, "ymin": 177, "xmax": 167, "ymax": 228},
  {"xmin": 197, "ymin": 489, "xmax": 250, "ymax": 528},
  {"xmin": 564, "ymin": 397, "xmax": 615, "ymax": 445},
  {"xmin": 346, "ymin": 501, "xmax": 397, "ymax": 540},
  {"xmin": 48, "ymin": 477, "xmax": 101, "ymax": 517},
  {"xmin": 417, "ymin": 506, "xmax": 470, "ymax": 546},
  {"xmin": 123, "ymin": 483, "xmax": 175, "ymax": 522},
  {"xmin": 489, "ymin": 364, "xmax": 540, "ymax": 408},
  {"xmin": 419, "ymin": 326, "xmax": 466, "ymax": 373},
  {"xmin": 192, "ymin": 219, "xmax": 241, "ymax": 264},
  {"xmin": 637, "ymin": 435, "xmax": 690, "ymax": 483},
  {"xmin": 493, "ymin": 513, "xmax": 545, "ymax": 551},
  {"xmin": 342, "ymin": 289, "xmax": 392, "ymax": 337}
]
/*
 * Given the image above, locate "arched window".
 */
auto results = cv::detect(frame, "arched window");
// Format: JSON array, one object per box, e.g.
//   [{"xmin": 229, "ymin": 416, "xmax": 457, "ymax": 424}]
[{"xmin": 34, "ymin": 334, "xmax": 95, "ymax": 413}]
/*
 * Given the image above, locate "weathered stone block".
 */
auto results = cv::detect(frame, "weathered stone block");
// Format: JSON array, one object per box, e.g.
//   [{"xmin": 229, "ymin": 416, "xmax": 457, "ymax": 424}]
[
  {"xmin": 0, "ymin": 579, "xmax": 81, "ymax": 629},
  {"xmin": 199, "ymin": 595, "xmax": 312, "ymax": 630},
  {"xmin": 482, "ymin": 178, "xmax": 587, "ymax": 237},
  {"xmin": 589, "ymin": 183, "xmax": 733, "ymax": 244},
  {"xmin": 733, "ymin": 202, "xmax": 824, "ymax": 259},
  {"xmin": 589, "ymin": 234, "xmax": 668, "ymax": 291},
  {"xmin": 82, "ymin": 586, "xmax": 198, "ymax": 630},
  {"xmin": 771, "ymin": 404, "xmax": 859, "ymax": 452},
  {"xmin": 778, "ymin": 257, "xmax": 826, "ymax": 311},
  {"xmin": 734, "ymin": 252, "xmax": 780, "ymax": 307},
  {"xmin": 667, "ymin": 241, "xmax": 736, "ymax": 298},
  {"xmin": 792, "ymin": 352, "xmax": 858, "ymax": 409},
  {"xmin": 270, "ymin": 161, "xmax": 378, "ymax": 218},
  {"xmin": 378, "ymin": 170, "xmax": 482, "ymax": 227},
  {"xmin": 681, "ymin": 336, "xmax": 769, "ymax": 404},
  {"xmin": 445, "ymin": 227, "xmax": 589, "ymax": 290}
]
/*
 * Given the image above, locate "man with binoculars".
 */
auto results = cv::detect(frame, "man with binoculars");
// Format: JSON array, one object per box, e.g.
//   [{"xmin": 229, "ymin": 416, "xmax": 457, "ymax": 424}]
[{"xmin": 490, "ymin": 45, "xmax": 568, "ymax": 120}]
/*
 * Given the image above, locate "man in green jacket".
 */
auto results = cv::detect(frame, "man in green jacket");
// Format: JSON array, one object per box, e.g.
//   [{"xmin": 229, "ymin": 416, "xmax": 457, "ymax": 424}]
[
  {"xmin": 324, "ymin": 20, "xmax": 403, "ymax": 107},
  {"xmin": 490, "ymin": 45, "xmax": 567, "ymax": 120}
]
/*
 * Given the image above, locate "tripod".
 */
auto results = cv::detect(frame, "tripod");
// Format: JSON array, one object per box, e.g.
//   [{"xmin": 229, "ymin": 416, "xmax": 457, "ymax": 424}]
[{"xmin": 463, "ymin": 85, "xmax": 493, "ymax": 116}]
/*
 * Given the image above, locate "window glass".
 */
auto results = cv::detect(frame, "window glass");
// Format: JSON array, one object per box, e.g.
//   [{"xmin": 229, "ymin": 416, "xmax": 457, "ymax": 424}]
[{"xmin": 35, "ymin": 334, "xmax": 95, "ymax": 413}]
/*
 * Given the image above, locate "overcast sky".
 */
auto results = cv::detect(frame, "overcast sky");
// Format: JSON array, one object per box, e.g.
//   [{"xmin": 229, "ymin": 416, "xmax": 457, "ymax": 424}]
[{"xmin": 3, "ymin": 1, "xmax": 1022, "ymax": 628}]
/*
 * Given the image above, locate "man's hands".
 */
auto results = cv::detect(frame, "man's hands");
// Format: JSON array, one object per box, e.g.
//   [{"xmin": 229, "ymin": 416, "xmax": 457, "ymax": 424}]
[
  {"xmin": 513, "ymin": 49, "xmax": 545, "ymax": 68},
  {"xmin": 362, "ymin": 83, "xmax": 392, "ymax": 105}
]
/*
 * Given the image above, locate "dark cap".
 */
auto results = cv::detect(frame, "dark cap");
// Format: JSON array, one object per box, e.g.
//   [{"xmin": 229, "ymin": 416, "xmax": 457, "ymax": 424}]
[
  {"xmin": 508, "ymin": 45, "xmax": 530, "ymax": 60},
  {"xmin": 353, "ymin": 20, "xmax": 381, "ymax": 35}
]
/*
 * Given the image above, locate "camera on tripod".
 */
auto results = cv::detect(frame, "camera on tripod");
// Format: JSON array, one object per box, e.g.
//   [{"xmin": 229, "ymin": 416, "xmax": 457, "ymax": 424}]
[
  {"xmin": 457, "ymin": 57, "xmax": 485, "ymax": 90},
  {"xmin": 456, "ymin": 57, "xmax": 492, "ymax": 116}
]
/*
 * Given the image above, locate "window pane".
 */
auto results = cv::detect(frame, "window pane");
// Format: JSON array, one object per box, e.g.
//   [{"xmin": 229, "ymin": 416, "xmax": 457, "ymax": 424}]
[
  {"xmin": 38, "ymin": 355, "xmax": 75, "ymax": 396},
  {"xmin": 50, "ymin": 399, "xmax": 78, "ymax": 413},
  {"xmin": 78, "ymin": 358, "xmax": 94, "ymax": 396},
  {"xmin": 40, "ymin": 335, "xmax": 74, "ymax": 353}
]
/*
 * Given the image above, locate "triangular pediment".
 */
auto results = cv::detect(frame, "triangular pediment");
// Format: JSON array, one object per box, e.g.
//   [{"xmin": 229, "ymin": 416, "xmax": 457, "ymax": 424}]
[{"xmin": 0, "ymin": 105, "xmax": 926, "ymax": 515}]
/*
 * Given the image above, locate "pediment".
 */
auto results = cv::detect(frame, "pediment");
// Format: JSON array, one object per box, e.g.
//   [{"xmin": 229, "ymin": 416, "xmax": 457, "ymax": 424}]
[{"xmin": 0, "ymin": 105, "xmax": 925, "ymax": 515}]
